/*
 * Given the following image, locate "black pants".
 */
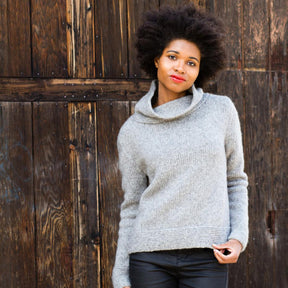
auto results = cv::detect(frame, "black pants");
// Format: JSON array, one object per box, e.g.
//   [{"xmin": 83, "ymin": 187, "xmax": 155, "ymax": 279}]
[{"xmin": 129, "ymin": 248, "xmax": 228, "ymax": 288}]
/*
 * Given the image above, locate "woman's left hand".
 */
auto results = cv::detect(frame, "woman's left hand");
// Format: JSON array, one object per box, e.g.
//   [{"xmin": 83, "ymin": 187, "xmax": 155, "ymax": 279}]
[{"xmin": 212, "ymin": 239, "xmax": 242, "ymax": 264}]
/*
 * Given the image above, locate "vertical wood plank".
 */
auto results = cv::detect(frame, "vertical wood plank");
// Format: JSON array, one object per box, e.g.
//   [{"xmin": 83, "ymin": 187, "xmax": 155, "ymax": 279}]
[
  {"xmin": 127, "ymin": 0, "xmax": 159, "ymax": 78},
  {"xmin": 270, "ymin": 0, "xmax": 288, "ymax": 71},
  {"xmin": 95, "ymin": 0, "xmax": 128, "ymax": 78},
  {"xmin": 31, "ymin": 0, "xmax": 68, "ymax": 77},
  {"xmin": 97, "ymin": 101, "xmax": 130, "ymax": 288},
  {"xmin": 214, "ymin": 70, "xmax": 248, "ymax": 287},
  {"xmin": 69, "ymin": 103, "xmax": 100, "ymax": 287},
  {"xmin": 243, "ymin": 0, "xmax": 269, "ymax": 69},
  {"xmin": 66, "ymin": 0, "xmax": 96, "ymax": 78},
  {"xmin": 214, "ymin": 0, "xmax": 242, "ymax": 69},
  {"xmin": 244, "ymin": 72, "xmax": 274, "ymax": 288},
  {"xmin": 271, "ymin": 72, "xmax": 288, "ymax": 288},
  {"xmin": 0, "ymin": 103, "xmax": 35, "ymax": 287},
  {"xmin": 33, "ymin": 102, "xmax": 73, "ymax": 287},
  {"xmin": 0, "ymin": 0, "xmax": 31, "ymax": 77}
]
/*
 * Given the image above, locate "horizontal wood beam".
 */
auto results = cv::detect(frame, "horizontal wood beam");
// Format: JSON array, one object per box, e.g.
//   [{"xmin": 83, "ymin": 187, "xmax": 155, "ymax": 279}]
[{"xmin": 0, "ymin": 78, "xmax": 151, "ymax": 102}]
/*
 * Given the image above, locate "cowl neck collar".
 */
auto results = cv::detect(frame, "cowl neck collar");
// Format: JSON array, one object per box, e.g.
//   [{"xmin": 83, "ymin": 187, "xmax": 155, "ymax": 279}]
[{"xmin": 134, "ymin": 80, "xmax": 204, "ymax": 124}]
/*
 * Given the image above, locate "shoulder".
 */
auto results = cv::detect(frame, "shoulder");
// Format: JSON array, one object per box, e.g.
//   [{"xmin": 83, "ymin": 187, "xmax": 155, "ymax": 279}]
[
  {"xmin": 202, "ymin": 92, "xmax": 238, "ymax": 116},
  {"xmin": 117, "ymin": 114, "xmax": 140, "ymax": 147}
]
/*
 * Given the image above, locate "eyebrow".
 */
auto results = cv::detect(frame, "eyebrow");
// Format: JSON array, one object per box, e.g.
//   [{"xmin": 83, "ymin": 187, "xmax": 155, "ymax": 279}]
[{"xmin": 167, "ymin": 50, "xmax": 200, "ymax": 63}]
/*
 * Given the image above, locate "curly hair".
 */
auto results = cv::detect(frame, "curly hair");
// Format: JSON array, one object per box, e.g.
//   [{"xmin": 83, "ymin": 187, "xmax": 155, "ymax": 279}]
[{"xmin": 135, "ymin": 4, "xmax": 227, "ymax": 88}]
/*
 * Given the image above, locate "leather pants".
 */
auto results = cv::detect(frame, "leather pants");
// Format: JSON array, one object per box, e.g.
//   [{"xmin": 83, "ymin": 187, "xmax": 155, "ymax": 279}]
[{"xmin": 129, "ymin": 248, "xmax": 228, "ymax": 288}]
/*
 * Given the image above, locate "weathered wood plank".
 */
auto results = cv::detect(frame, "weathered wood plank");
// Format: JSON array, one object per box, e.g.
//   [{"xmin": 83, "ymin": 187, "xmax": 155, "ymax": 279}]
[
  {"xmin": 270, "ymin": 0, "xmax": 288, "ymax": 71},
  {"xmin": 97, "ymin": 101, "xmax": 130, "ymax": 288},
  {"xmin": 243, "ymin": 0, "xmax": 269, "ymax": 69},
  {"xmin": 271, "ymin": 72, "xmax": 288, "ymax": 209},
  {"xmin": 0, "ymin": 0, "xmax": 31, "ymax": 77},
  {"xmin": 31, "ymin": 0, "xmax": 68, "ymax": 77},
  {"xmin": 0, "ymin": 103, "xmax": 35, "ymax": 287},
  {"xmin": 214, "ymin": 70, "xmax": 248, "ymax": 287},
  {"xmin": 275, "ymin": 210, "xmax": 288, "ymax": 288},
  {"xmin": 33, "ymin": 102, "xmax": 73, "ymax": 287},
  {"xmin": 127, "ymin": 0, "xmax": 159, "ymax": 78},
  {"xmin": 244, "ymin": 71, "xmax": 274, "ymax": 288},
  {"xmin": 214, "ymin": 0, "xmax": 242, "ymax": 69},
  {"xmin": 95, "ymin": 0, "xmax": 128, "ymax": 78},
  {"xmin": 66, "ymin": 0, "xmax": 96, "ymax": 78},
  {"xmin": 69, "ymin": 103, "xmax": 100, "ymax": 287},
  {"xmin": 0, "ymin": 78, "xmax": 151, "ymax": 102},
  {"xmin": 271, "ymin": 72, "xmax": 288, "ymax": 288}
]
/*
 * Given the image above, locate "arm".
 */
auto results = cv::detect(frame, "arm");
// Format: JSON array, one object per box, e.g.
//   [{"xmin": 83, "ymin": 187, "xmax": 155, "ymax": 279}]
[
  {"xmin": 214, "ymin": 100, "xmax": 248, "ymax": 263},
  {"xmin": 112, "ymin": 127, "xmax": 147, "ymax": 288}
]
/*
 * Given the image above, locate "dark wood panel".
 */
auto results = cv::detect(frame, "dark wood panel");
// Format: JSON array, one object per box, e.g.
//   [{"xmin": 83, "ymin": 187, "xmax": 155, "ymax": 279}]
[
  {"xmin": 95, "ymin": 0, "xmax": 128, "ymax": 78},
  {"xmin": 31, "ymin": 0, "xmax": 68, "ymax": 77},
  {"xmin": 127, "ymin": 0, "xmax": 158, "ymax": 78},
  {"xmin": 271, "ymin": 72, "xmax": 288, "ymax": 287},
  {"xmin": 0, "ymin": 78, "xmax": 151, "ymax": 102},
  {"xmin": 33, "ymin": 102, "xmax": 73, "ymax": 287},
  {"xmin": 0, "ymin": 103, "xmax": 35, "ymax": 287},
  {"xmin": 271, "ymin": 72, "xmax": 288, "ymax": 209},
  {"xmin": 244, "ymin": 72, "xmax": 274, "ymax": 288},
  {"xmin": 214, "ymin": 0, "xmax": 242, "ymax": 69},
  {"xmin": 66, "ymin": 0, "xmax": 96, "ymax": 78},
  {"xmin": 97, "ymin": 101, "xmax": 130, "ymax": 288},
  {"xmin": 275, "ymin": 210, "xmax": 288, "ymax": 287},
  {"xmin": 243, "ymin": 0, "xmax": 269, "ymax": 69},
  {"xmin": 0, "ymin": 0, "xmax": 31, "ymax": 77},
  {"xmin": 270, "ymin": 0, "xmax": 288, "ymax": 71},
  {"xmin": 69, "ymin": 103, "xmax": 100, "ymax": 287},
  {"xmin": 212, "ymin": 70, "xmax": 248, "ymax": 287}
]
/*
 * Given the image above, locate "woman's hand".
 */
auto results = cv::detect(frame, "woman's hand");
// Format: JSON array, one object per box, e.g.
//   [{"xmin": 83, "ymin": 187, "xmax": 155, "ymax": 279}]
[
  {"xmin": 212, "ymin": 239, "xmax": 242, "ymax": 264},
  {"xmin": 123, "ymin": 286, "xmax": 130, "ymax": 288}
]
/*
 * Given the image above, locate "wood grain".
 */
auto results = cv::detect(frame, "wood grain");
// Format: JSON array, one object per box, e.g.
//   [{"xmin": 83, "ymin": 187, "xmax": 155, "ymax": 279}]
[
  {"xmin": 31, "ymin": 0, "xmax": 68, "ymax": 77},
  {"xmin": 33, "ymin": 102, "xmax": 73, "ymax": 287},
  {"xmin": 271, "ymin": 72, "xmax": 288, "ymax": 287},
  {"xmin": 0, "ymin": 78, "xmax": 151, "ymax": 102},
  {"xmin": 127, "ymin": 0, "xmax": 158, "ymax": 78},
  {"xmin": 0, "ymin": 0, "xmax": 31, "ymax": 77},
  {"xmin": 242, "ymin": 0, "xmax": 269, "ymax": 69},
  {"xmin": 95, "ymin": 0, "xmax": 128, "ymax": 78},
  {"xmin": 97, "ymin": 101, "xmax": 130, "ymax": 288},
  {"xmin": 270, "ymin": 0, "xmax": 288, "ymax": 71},
  {"xmin": 69, "ymin": 102, "xmax": 100, "ymax": 287},
  {"xmin": 244, "ymin": 71, "xmax": 274, "ymax": 288},
  {"xmin": 66, "ymin": 0, "xmax": 96, "ymax": 78},
  {"xmin": 214, "ymin": 0, "xmax": 242, "ymax": 69},
  {"xmin": 0, "ymin": 102, "xmax": 35, "ymax": 288}
]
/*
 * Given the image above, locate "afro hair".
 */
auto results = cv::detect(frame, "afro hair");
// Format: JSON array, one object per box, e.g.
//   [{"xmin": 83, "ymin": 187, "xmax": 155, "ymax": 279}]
[{"xmin": 135, "ymin": 4, "xmax": 227, "ymax": 88}]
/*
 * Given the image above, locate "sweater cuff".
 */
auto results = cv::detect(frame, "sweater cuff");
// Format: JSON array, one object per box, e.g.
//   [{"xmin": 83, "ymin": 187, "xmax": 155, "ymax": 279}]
[
  {"xmin": 228, "ymin": 232, "xmax": 248, "ymax": 252},
  {"xmin": 112, "ymin": 267, "xmax": 130, "ymax": 288}
]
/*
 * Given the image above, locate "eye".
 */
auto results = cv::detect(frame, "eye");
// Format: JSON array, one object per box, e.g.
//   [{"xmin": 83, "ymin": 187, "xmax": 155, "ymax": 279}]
[
  {"xmin": 168, "ymin": 55, "xmax": 176, "ymax": 60},
  {"xmin": 187, "ymin": 61, "xmax": 196, "ymax": 66}
]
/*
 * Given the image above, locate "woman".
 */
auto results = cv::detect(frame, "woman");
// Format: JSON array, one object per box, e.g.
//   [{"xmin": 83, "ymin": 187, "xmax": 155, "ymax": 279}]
[{"xmin": 112, "ymin": 4, "xmax": 248, "ymax": 288}]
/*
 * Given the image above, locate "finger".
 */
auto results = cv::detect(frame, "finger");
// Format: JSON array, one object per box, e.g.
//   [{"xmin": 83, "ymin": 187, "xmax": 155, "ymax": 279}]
[
  {"xmin": 212, "ymin": 243, "xmax": 229, "ymax": 250},
  {"xmin": 214, "ymin": 249, "xmax": 238, "ymax": 264}
]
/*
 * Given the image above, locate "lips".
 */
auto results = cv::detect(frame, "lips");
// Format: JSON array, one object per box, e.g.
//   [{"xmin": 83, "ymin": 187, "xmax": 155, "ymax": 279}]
[{"xmin": 170, "ymin": 75, "xmax": 186, "ymax": 83}]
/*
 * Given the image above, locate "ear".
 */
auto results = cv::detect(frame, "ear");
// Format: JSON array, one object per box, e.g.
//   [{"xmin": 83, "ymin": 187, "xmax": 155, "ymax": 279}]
[{"xmin": 154, "ymin": 57, "xmax": 159, "ymax": 68}]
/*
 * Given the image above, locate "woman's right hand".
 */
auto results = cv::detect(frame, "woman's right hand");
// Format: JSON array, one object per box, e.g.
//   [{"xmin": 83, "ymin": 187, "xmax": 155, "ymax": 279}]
[{"xmin": 123, "ymin": 287, "xmax": 130, "ymax": 288}]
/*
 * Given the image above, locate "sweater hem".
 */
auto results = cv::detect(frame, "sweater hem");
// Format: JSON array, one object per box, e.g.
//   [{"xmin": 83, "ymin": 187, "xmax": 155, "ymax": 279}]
[{"xmin": 128, "ymin": 226, "xmax": 230, "ymax": 254}]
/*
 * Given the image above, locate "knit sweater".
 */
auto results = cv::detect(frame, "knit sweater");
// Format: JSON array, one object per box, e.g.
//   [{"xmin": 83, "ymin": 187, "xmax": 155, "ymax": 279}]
[{"xmin": 112, "ymin": 80, "xmax": 248, "ymax": 288}]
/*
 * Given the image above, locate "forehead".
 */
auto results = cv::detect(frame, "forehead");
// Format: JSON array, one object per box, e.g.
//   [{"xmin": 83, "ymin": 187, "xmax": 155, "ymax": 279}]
[{"xmin": 164, "ymin": 39, "xmax": 201, "ymax": 57}]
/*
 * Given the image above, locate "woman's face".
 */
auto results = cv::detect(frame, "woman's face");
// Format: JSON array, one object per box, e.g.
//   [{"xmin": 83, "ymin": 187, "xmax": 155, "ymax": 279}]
[{"xmin": 154, "ymin": 39, "xmax": 201, "ymax": 98}]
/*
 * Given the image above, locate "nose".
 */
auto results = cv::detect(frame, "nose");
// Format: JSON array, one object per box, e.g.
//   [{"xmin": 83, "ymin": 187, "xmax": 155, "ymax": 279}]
[{"xmin": 174, "ymin": 61, "xmax": 185, "ymax": 74}]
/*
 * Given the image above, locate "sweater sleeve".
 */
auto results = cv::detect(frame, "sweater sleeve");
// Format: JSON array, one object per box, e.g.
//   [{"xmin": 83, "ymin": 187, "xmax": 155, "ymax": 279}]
[
  {"xmin": 112, "ymin": 125, "xmax": 147, "ymax": 288},
  {"xmin": 225, "ymin": 100, "xmax": 249, "ymax": 251}
]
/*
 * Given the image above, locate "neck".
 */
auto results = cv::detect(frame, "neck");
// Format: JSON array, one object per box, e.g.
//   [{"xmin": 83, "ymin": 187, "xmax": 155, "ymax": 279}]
[{"xmin": 154, "ymin": 84, "xmax": 186, "ymax": 108}]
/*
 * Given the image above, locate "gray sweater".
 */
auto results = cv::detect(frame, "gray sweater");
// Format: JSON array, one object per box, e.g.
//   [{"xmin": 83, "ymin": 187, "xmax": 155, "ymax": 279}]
[{"xmin": 112, "ymin": 80, "xmax": 248, "ymax": 288}]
